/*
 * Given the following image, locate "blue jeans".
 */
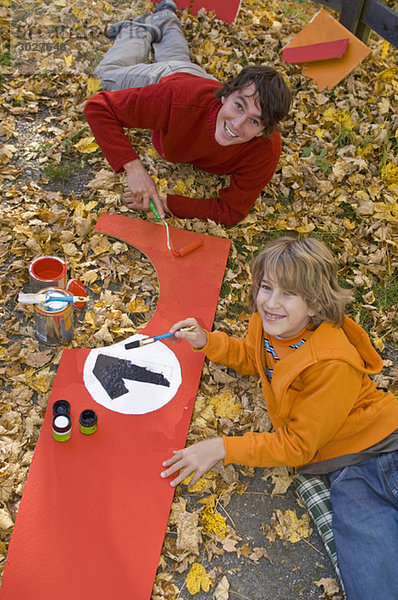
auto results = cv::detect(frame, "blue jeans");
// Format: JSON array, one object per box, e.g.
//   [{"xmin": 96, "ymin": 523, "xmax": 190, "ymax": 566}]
[{"xmin": 328, "ymin": 451, "xmax": 398, "ymax": 600}]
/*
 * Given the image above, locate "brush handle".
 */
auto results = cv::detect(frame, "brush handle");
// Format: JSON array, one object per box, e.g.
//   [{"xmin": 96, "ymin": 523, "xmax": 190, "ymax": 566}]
[
  {"xmin": 152, "ymin": 332, "xmax": 173, "ymax": 342},
  {"xmin": 46, "ymin": 296, "xmax": 87, "ymax": 304}
]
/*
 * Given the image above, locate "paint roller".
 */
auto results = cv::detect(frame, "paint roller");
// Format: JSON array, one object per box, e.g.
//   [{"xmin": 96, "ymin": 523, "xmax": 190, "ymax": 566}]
[{"xmin": 149, "ymin": 199, "xmax": 202, "ymax": 257}]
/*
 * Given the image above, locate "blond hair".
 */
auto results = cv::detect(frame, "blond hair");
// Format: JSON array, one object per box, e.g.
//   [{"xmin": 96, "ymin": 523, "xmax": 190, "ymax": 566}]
[{"xmin": 249, "ymin": 237, "xmax": 352, "ymax": 327}]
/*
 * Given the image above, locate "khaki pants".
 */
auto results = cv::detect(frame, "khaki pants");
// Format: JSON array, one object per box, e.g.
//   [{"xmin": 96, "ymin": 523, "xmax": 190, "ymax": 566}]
[{"xmin": 95, "ymin": 10, "xmax": 216, "ymax": 90}]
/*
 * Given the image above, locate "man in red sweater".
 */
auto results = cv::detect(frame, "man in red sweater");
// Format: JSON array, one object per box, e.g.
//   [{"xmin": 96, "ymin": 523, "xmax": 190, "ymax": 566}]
[{"xmin": 84, "ymin": 1, "xmax": 291, "ymax": 225}]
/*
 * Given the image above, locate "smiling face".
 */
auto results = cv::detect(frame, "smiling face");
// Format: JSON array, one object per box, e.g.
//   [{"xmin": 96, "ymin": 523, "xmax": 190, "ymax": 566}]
[
  {"xmin": 214, "ymin": 83, "xmax": 265, "ymax": 146},
  {"xmin": 256, "ymin": 275, "xmax": 315, "ymax": 338}
]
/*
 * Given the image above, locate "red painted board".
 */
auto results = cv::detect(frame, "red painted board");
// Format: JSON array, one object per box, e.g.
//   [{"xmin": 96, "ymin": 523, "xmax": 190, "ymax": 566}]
[
  {"xmin": 281, "ymin": 9, "xmax": 370, "ymax": 90},
  {"xmin": 151, "ymin": 0, "xmax": 241, "ymax": 23},
  {"xmin": 282, "ymin": 38, "xmax": 349, "ymax": 64},
  {"xmin": 0, "ymin": 216, "xmax": 230, "ymax": 600}
]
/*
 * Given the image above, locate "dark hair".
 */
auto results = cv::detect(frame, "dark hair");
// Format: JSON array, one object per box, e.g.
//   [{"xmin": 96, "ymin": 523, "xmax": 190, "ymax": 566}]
[
  {"xmin": 249, "ymin": 236, "xmax": 353, "ymax": 327},
  {"xmin": 214, "ymin": 65, "xmax": 291, "ymax": 138}
]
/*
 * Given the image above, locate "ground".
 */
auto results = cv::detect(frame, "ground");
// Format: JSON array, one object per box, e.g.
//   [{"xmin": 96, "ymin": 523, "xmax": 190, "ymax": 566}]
[{"xmin": 0, "ymin": 0, "xmax": 397, "ymax": 598}]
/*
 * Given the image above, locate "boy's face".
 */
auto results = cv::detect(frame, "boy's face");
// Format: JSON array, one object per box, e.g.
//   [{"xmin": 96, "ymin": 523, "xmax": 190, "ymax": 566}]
[
  {"xmin": 256, "ymin": 275, "xmax": 315, "ymax": 338},
  {"xmin": 214, "ymin": 83, "xmax": 265, "ymax": 146}
]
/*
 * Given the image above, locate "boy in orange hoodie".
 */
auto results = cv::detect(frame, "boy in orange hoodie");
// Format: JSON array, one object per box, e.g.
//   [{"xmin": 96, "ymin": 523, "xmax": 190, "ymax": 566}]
[{"xmin": 162, "ymin": 236, "xmax": 398, "ymax": 600}]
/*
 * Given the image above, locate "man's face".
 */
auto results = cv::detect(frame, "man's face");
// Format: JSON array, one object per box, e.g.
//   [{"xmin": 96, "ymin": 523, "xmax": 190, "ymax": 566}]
[{"xmin": 214, "ymin": 83, "xmax": 265, "ymax": 146}]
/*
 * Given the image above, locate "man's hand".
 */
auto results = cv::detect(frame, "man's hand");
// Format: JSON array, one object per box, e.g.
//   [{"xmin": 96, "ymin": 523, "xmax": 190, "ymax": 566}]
[
  {"xmin": 169, "ymin": 318, "xmax": 207, "ymax": 349},
  {"xmin": 161, "ymin": 438, "xmax": 226, "ymax": 487},
  {"xmin": 123, "ymin": 159, "xmax": 165, "ymax": 219}
]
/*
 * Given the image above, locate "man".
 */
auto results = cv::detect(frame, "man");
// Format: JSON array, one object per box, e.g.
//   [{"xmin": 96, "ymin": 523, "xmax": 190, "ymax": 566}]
[{"xmin": 84, "ymin": 0, "xmax": 291, "ymax": 225}]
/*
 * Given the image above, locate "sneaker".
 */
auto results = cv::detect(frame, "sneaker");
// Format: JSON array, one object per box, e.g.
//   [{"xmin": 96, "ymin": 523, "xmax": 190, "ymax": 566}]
[
  {"xmin": 106, "ymin": 21, "xmax": 162, "ymax": 43},
  {"xmin": 154, "ymin": 0, "xmax": 177, "ymax": 13}
]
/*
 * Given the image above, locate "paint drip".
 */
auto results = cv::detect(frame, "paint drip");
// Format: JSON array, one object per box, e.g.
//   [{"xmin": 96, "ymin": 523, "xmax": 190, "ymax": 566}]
[
  {"xmin": 52, "ymin": 414, "xmax": 71, "ymax": 442},
  {"xmin": 79, "ymin": 409, "xmax": 97, "ymax": 435}
]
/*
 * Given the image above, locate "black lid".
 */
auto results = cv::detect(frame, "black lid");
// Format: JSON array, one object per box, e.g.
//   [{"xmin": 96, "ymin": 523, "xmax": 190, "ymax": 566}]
[
  {"xmin": 79, "ymin": 409, "xmax": 97, "ymax": 428},
  {"xmin": 52, "ymin": 400, "xmax": 71, "ymax": 416}
]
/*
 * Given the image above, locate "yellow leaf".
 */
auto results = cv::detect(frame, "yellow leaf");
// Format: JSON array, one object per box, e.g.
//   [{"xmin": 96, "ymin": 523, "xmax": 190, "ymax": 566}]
[
  {"xmin": 381, "ymin": 41, "xmax": 390, "ymax": 59},
  {"xmin": 209, "ymin": 391, "xmax": 242, "ymax": 419},
  {"xmin": 200, "ymin": 504, "xmax": 227, "ymax": 538},
  {"xmin": 174, "ymin": 179, "xmax": 187, "ymax": 195},
  {"xmin": 81, "ymin": 270, "xmax": 98, "ymax": 285},
  {"xmin": 30, "ymin": 374, "xmax": 51, "ymax": 394},
  {"xmin": 372, "ymin": 337, "xmax": 385, "ymax": 352},
  {"xmin": 146, "ymin": 145, "xmax": 160, "ymax": 159},
  {"xmin": 274, "ymin": 509, "xmax": 312, "ymax": 543},
  {"xmin": 72, "ymin": 5, "xmax": 85, "ymax": 20},
  {"xmin": 74, "ymin": 200, "xmax": 98, "ymax": 217},
  {"xmin": 110, "ymin": 327, "xmax": 136, "ymax": 334},
  {"xmin": 74, "ymin": 136, "xmax": 99, "ymax": 154},
  {"xmin": 183, "ymin": 470, "xmax": 215, "ymax": 493},
  {"xmin": 87, "ymin": 77, "xmax": 102, "ymax": 96},
  {"xmin": 295, "ymin": 222, "xmax": 315, "ymax": 233},
  {"xmin": 64, "ymin": 54, "xmax": 73, "ymax": 68},
  {"xmin": 185, "ymin": 563, "xmax": 211, "ymax": 595},
  {"xmin": 323, "ymin": 107, "xmax": 353, "ymax": 129},
  {"xmin": 381, "ymin": 163, "xmax": 398, "ymax": 185},
  {"xmin": 377, "ymin": 66, "xmax": 397, "ymax": 83},
  {"xmin": 127, "ymin": 298, "xmax": 149, "ymax": 313},
  {"xmin": 343, "ymin": 218, "xmax": 356, "ymax": 230},
  {"xmin": 315, "ymin": 128, "xmax": 326, "ymax": 138},
  {"xmin": 84, "ymin": 312, "xmax": 96, "ymax": 326}
]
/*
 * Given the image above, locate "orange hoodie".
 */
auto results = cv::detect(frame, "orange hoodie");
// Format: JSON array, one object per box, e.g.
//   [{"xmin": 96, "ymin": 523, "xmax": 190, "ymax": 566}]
[{"xmin": 201, "ymin": 314, "xmax": 398, "ymax": 468}]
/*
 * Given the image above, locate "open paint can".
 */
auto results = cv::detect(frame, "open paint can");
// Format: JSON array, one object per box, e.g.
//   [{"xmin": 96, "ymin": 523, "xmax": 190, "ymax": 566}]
[
  {"xmin": 29, "ymin": 256, "xmax": 67, "ymax": 292},
  {"xmin": 79, "ymin": 409, "xmax": 97, "ymax": 435},
  {"xmin": 34, "ymin": 287, "xmax": 74, "ymax": 345}
]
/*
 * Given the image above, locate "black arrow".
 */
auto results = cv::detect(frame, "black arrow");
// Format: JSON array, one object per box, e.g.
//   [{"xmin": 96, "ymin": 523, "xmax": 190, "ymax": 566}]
[{"xmin": 93, "ymin": 354, "xmax": 170, "ymax": 400}]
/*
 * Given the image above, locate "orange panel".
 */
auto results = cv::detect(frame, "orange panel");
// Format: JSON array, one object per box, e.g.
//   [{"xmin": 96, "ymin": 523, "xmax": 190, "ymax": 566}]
[{"xmin": 0, "ymin": 216, "xmax": 230, "ymax": 600}]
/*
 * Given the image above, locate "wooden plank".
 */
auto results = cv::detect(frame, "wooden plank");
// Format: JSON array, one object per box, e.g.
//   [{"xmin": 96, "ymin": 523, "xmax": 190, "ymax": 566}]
[
  {"xmin": 340, "ymin": 0, "xmax": 366, "ymax": 31},
  {"xmin": 310, "ymin": 0, "xmax": 342, "ymax": 11},
  {"xmin": 311, "ymin": 0, "xmax": 398, "ymax": 47},
  {"xmin": 282, "ymin": 38, "xmax": 349, "ymax": 63},
  {"xmin": 362, "ymin": 0, "xmax": 398, "ymax": 47}
]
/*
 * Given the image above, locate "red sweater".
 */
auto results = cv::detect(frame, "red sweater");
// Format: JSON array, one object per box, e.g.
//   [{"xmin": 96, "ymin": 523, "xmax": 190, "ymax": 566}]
[{"xmin": 84, "ymin": 73, "xmax": 281, "ymax": 225}]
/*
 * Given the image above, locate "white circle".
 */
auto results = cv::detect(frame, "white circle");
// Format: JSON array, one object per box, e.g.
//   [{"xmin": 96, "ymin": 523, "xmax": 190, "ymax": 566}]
[{"xmin": 83, "ymin": 334, "xmax": 182, "ymax": 415}]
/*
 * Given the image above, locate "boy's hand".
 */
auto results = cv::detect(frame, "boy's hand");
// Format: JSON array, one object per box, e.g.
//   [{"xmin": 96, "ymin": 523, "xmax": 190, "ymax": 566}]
[
  {"xmin": 161, "ymin": 438, "xmax": 226, "ymax": 487},
  {"xmin": 169, "ymin": 318, "xmax": 207, "ymax": 349},
  {"xmin": 123, "ymin": 159, "xmax": 165, "ymax": 219}
]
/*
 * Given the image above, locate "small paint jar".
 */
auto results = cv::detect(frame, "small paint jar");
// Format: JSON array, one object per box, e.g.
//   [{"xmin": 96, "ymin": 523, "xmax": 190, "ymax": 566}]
[
  {"xmin": 79, "ymin": 409, "xmax": 97, "ymax": 435},
  {"xmin": 52, "ymin": 414, "xmax": 71, "ymax": 442},
  {"xmin": 52, "ymin": 400, "xmax": 71, "ymax": 417}
]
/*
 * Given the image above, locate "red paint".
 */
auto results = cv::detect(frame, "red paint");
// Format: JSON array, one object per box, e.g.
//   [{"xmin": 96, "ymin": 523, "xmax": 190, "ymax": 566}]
[
  {"xmin": 151, "ymin": 0, "xmax": 241, "ymax": 23},
  {"xmin": 66, "ymin": 279, "xmax": 87, "ymax": 309},
  {"xmin": 29, "ymin": 256, "xmax": 67, "ymax": 291},
  {"xmin": 282, "ymin": 38, "xmax": 349, "ymax": 64},
  {"xmin": 1, "ymin": 216, "xmax": 230, "ymax": 600}
]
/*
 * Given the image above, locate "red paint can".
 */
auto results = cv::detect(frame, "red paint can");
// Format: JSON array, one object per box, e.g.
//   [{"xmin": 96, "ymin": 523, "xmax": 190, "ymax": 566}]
[{"xmin": 29, "ymin": 256, "xmax": 67, "ymax": 292}]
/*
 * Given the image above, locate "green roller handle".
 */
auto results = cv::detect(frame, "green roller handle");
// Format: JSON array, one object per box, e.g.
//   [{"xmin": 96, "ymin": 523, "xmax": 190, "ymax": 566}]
[{"xmin": 149, "ymin": 198, "xmax": 161, "ymax": 221}]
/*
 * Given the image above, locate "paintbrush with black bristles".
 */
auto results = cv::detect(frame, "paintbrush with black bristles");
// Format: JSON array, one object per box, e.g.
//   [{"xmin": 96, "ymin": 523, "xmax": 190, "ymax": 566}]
[{"xmin": 125, "ymin": 325, "xmax": 196, "ymax": 350}]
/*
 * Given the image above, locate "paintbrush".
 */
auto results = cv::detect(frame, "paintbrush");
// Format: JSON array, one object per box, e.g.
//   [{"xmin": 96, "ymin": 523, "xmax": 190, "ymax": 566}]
[
  {"xmin": 18, "ymin": 292, "xmax": 88, "ymax": 305},
  {"xmin": 125, "ymin": 325, "xmax": 196, "ymax": 350}
]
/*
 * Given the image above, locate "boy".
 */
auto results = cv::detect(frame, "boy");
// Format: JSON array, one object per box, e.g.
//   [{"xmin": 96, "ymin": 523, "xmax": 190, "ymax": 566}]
[
  {"xmin": 162, "ymin": 236, "xmax": 398, "ymax": 600},
  {"xmin": 84, "ymin": 1, "xmax": 291, "ymax": 224}
]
